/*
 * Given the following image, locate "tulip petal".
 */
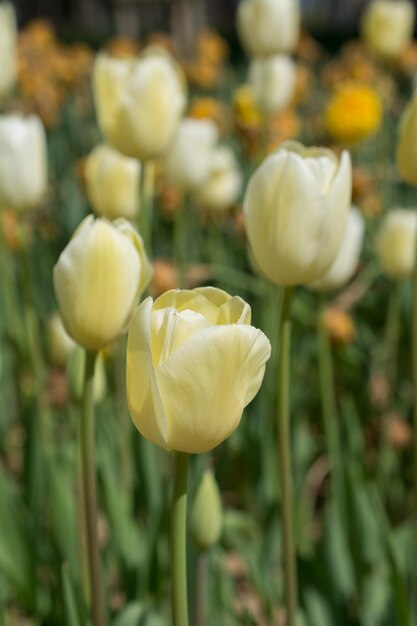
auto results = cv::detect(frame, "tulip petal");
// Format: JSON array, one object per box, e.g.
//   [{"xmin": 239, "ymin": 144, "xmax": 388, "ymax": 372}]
[
  {"xmin": 156, "ymin": 324, "xmax": 271, "ymax": 453},
  {"xmin": 126, "ymin": 298, "xmax": 168, "ymax": 449}
]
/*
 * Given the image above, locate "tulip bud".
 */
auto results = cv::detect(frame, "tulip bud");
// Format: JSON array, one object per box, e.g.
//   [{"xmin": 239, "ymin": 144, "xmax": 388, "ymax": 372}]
[
  {"xmin": 396, "ymin": 90, "xmax": 417, "ymax": 187},
  {"xmin": 193, "ymin": 147, "xmax": 242, "ymax": 211},
  {"xmin": 93, "ymin": 48, "xmax": 187, "ymax": 162},
  {"xmin": 53, "ymin": 216, "xmax": 152, "ymax": 350},
  {"xmin": 376, "ymin": 209, "xmax": 417, "ymax": 279},
  {"xmin": 67, "ymin": 347, "xmax": 107, "ymax": 404},
  {"xmin": 0, "ymin": 2, "xmax": 16, "ymax": 100},
  {"xmin": 0, "ymin": 114, "xmax": 47, "ymax": 211},
  {"xmin": 361, "ymin": 0, "xmax": 415, "ymax": 60},
  {"xmin": 237, "ymin": 0, "xmax": 300, "ymax": 56},
  {"xmin": 243, "ymin": 141, "xmax": 352, "ymax": 286},
  {"xmin": 85, "ymin": 143, "xmax": 140, "ymax": 221},
  {"xmin": 165, "ymin": 118, "xmax": 219, "ymax": 191},
  {"xmin": 127, "ymin": 287, "xmax": 271, "ymax": 453},
  {"xmin": 310, "ymin": 207, "xmax": 365, "ymax": 292},
  {"xmin": 248, "ymin": 55, "xmax": 296, "ymax": 115},
  {"xmin": 190, "ymin": 470, "xmax": 223, "ymax": 552},
  {"xmin": 46, "ymin": 312, "xmax": 76, "ymax": 368}
]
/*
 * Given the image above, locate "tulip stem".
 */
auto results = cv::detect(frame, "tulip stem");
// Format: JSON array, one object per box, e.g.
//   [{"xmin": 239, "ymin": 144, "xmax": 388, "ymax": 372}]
[
  {"xmin": 276, "ymin": 286, "xmax": 298, "ymax": 626},
  {"xmin": 81, "ymin": 349, "xmax": 106, "ymax": 626},
  {"xmin": 139, "ymin": 159, "xmax": 155, "ymax": 255},
  {"xmin": 194, "ymin": 553, "xmax": 207, "ymax": 626},
  {"xmin": 171, "ymin": 450, "xmax": 190, "ymax": 626}
]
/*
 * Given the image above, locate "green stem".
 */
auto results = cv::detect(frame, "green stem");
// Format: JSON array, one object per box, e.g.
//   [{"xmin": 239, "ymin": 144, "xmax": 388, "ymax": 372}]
[
  {"xmin": 276, "ymin": 286, "xmax": 297, "ymax": 626},
  {"xmin": 80, "ymin": 350, "xmax": 106, "ymax": 626},
  {"xmin": 194, "ymin": 553, "xmax": 207, "ymax": 626},
  {"xmin": 171, "ymin": 450, "xmax": 190, "ymax": 626},
  {"xmin": 139, "ymin": 160, "xmax": 155, "ymax": 255},
  {"xmin": 317, "ymin": 302, "xmax": 344, "ymax": 503}
]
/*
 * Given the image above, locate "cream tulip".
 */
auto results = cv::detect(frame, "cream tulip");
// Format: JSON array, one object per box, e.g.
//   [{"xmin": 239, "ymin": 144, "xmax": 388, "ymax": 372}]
[
  {"xmin": 361, "ymin": 0, "xmax": 415, "ymax": 60},
  {"xmin": 193, "ymin": 147, "xmax": 242, "ymax": 211},
  {"xmin": 396, "ymin": 90, "xmax": 417, "ymax": 187},
  {"xmin": 249, "ymin": 55, "xmax": 296, "ymax": 115},
  {"xmin": 0, "ymin": 2, "xmax": 16, "ymax": 99},
  {"xmin": 237, "ymin": 0, "xmax": 300, "ymax": 56},
  {"xmin": 376, "ymin": 209, "xmax": 417, "ymax": 279},
  {"xmin": 85, "ymin": 143, "xmax": 140, "ymax": 221},
  {"xmin": 243, "ymin": 141, "xmax": 352, "ymax": 286},
  {"xmin": 93, "ymin": 49, "xmax": 186, "ymax": 162},
  {"xmin": 126, "ymin": 287, "xmax": 271, "ymax": 454},
  {"xmin": 53, "ymin": 216, "xmax": 152, "ymax": 350},
  {"xmin": 311, "ymin": 207, "xmax": 365, "ymax": 292},
  {"xmin": 0, "ymin": 114, "xmax": 47, "ymax": 211},
  {"xmin": 165, "ymin": 118, "xmax": 219, "ymax": 190}
]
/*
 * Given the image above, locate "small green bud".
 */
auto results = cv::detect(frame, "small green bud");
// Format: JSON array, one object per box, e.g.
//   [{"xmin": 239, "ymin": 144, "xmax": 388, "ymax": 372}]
[
  {"xmin": 66, "ymin": 347, "xmax": 107, "ymax": 404},
  {"xmin": 190, "ymin": 470, "xmax": 223, "ymax": 553}
]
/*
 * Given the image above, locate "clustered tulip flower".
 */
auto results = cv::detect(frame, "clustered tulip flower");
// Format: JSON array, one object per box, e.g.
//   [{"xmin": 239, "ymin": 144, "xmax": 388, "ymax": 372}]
[
  {"xmin": 237, "ymin": 0, "xmax": 300, "ymax": 57},
  {"xmin": 53, "ymin": 216, "xmax": 152, "ymax": 350},
  {"xmin": 194, "ymin": 146, "xmax": 242, "ymax": 211},
  {"xmin": 0, "ymin": 114, "xmax": 47, "ymax": 211},
  {"xmin": 376, "ymin": 209, "xmax": 417, "ymax": 279},
  {"xmin": 93, "ymin": 48, "xmax": 186, "ymax": 162},
  {"xmin": 249, "ymin": 54, "xmax": 296, "ymax": 115},
  {"xmin": 361, "ymin": 0, "xmax": 415, "ymax": 61},
  {"xmin": 244, "ymin": 141, "xmax": 352, "ymax": 286},
  {"xmin": 85, "ymin": 143, "xmax": 141, "ymax": 221},
  {"xmin": 311, "ymin": 207, "xmax": 365, "ymax": 292},
  {"xmin": 126, "ymin": 287, "xmax": 271, "ymax": 454},
  {"xmin": 0, "ymin": 2, "xmax": 16, "ymax": 100}
]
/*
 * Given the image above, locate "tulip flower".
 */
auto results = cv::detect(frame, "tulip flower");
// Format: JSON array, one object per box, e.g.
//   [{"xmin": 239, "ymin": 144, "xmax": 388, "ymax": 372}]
[
  {"xmin": 93, "ymin": 48, "xmax": 186, "ymax": 162},
  {"xmin": 0, "ymin": 2, "xmax": 16, "ymax": 99},
  {"xmin": 0, "ymin": 114, "xmax": 47, "ymax": 211},
  {"xmin": 190, "ymin": 470, "xmax": 223, "ymax": 553},
  {"xmin": 361, "ymin": 0, "xmax": 415, "ymax": 60},
  {"xmin": 311, "ymin": 207, "xmax": 365, "ymax": 292},
  {"xmin": 237, "ymin": 0, "xmax": 300, "ymax": 56},
  {"xmin": 249, "ymin": 54, "xmax": 296, "ymax": 115},
  {"xmin": 243, "ymin": 141, "xmax": 352, "ymax": 286},
  {"xmin": 376, "ymin": 209, "xmax": 417, "ymax": 279},
  {"xmin": 53, "ymin": 216, "xmax": 152, "ymax": 350},
  {"xmin": 126, "ymin": 287, "xmax": 271, "ymax": 454},
  {"xmin": 85, "ymin": 143, "xmax": 140, "ymax": 221},
  {"xmin": 396, "ymin": 90, "xmax": 417, "ymax": 187},
  {"xmin": 194, "ymin": 147, "xmax": 242, "ymax": 211},
  {"xmin": 165, "ymin": 118, "xmax": 219, "ymax": 191}
]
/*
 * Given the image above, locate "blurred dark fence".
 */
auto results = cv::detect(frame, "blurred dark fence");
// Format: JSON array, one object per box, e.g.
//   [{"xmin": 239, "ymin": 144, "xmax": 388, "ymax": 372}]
[{"xmin": 9, "ymin": 0, "xmax": 417, "ymax": 42}]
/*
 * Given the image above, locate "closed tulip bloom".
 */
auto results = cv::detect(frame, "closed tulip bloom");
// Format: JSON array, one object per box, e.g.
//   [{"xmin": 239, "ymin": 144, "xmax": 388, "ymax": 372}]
[
  {"xmin": 361, "ymin": 0, "xmax": 415, "ymax": 60},
  {"xmin": 311, "ymin": 207, "xmax": 365, "ymax": 292},
  {"xmin": 127, "ymin": 287, "xmax": 271, "ymax": 453},
  {"xmin": 249, "ymin": 55, "xmax": 296, "ymax": 115},
  {"xmin": 244, "ymin": 141, "xmax": 352, "ymax": 286},
  {"xmin": 0, "ymin": 2, "xmax": 16, "ymax": 99},
  {"xmin": 54, "ymin": 216, "xmax": 152, "ymax": 350},
  {"xmin": 194, "ymin": 147, "xmax": 242, "ymax": 211},
  {"xmin": 165, "ymin": 118, "xmax": 219, "ymax": 190},
  {"xmin": 376, "ymin": 209, "xmax": 417, "ymax": 279},
  {"xmin": 396, "ymin": 90, "xmax": 417, "ymax": 187},
  {"xmin": 93, "ymin": 49, "xmax": 186, "ymax": 162},
  {"xmin": 0, "ymin": 114, "xmax": 47, "ymax": 211},
  {"xmin": 237, "ymin": 0, "xmax": 300, "ymax": 56},
  {"xmin": 85, "ymin": 143, "xmax": 140, "ymax": 221},
  {"xmin": 190, "ymin": 470, "xmax": 223, "ymax": 552}
]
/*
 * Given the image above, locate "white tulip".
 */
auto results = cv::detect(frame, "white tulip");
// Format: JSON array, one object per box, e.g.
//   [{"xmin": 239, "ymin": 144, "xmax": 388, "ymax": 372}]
[
  {"xmin": 194, "ymin": 147, "xmax": 242, "ymax": 211},
  {"xmin": 237, "ymin": 0, "xmax": 300, "ymax": 56},
  {"xmin": 0, "ymin": 114, "xmax": 47, "ymax": 211},
  {"xmin": 244, "ymin": 141, "xmax": 352, "ymax": 286},
  {"xmin": 85, "ymin": 143, "xmax": 140, "ymax": 221},
  {"xmin": 249, "ymin": 55, "xmax": 296, "ymax": 115},
  {"xmin": 311, "ymin": 207, "xmax": 365, "ymax": 292},
  {"xmin": 361, "ymin": 0, "xmax": 415, "ymax": 60},
  {"xmin": 376, "ymin": 209, "xmax": 417, "ymax": 279},
  {"xmin": 0, "ymin": 2, "xmax": 17, "ymax": 99},
  {"xmin": 165, "ymin": 118, "xmax": 219, "ymax": 190},
  {"xmin": 93, "ymin": 49, "xmax": 186, "ymax": 162}
]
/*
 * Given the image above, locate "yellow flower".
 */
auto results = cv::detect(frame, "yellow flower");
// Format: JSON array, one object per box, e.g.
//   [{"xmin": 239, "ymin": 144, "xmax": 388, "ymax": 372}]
[
  {"xmin": 126, "ymin": 287, "xmax": 271, "ymax": 453},
  {"xmin": 233, "ymin": 85, "xmax": 262, "ymax": 130},
  {"xmin": 325, "ymin": 82, "xmax": 382, "ymax": 145}
]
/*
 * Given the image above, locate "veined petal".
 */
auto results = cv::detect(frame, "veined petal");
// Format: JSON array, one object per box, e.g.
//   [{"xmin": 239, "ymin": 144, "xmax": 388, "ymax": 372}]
[
  {"xmin": 126, "ymin": 298, "xmax": 168, "ymax": 448},
  {"xmin": 156, "ymin": 324, "xmax": 271, "ymax": 453},
  {"xmin": 151, "ymin": 307, "xmax": 212, "ymax": 366}
]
